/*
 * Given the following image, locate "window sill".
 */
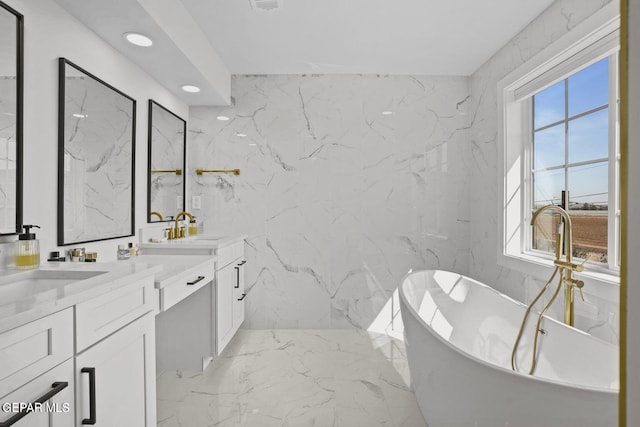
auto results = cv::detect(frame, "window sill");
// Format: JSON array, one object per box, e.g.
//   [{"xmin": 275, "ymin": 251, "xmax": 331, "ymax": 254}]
[{"xmin": 499, "ymin": 252, "xmax": 619, "ymax": 301}]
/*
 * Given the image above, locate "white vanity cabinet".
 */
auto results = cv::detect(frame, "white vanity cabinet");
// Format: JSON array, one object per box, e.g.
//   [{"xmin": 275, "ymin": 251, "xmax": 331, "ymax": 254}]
[
  {"xmin": 215, "ymin": 262, "xmax": 235, "ymax": 355},
  {"xmin": 75, "ymin": 313, "xmax": 155, "ymax": 426},
  {"xmin": 141, "ymin": 235, "xmax": 247, "ymax": 358},
  {"xmin": 148, "ymin": 255, "xmax": 217, "ymax": 372},
  {"xmin": 0, "ymin": 309, "xmax": 75, "ymax": 426},
  {"xmin": 215, "ymin": 241, "xmax": 246, "ymax": 355},
  {"xmin": 233, "ymin": 259, "xmax": 246, "ymax": 331},
  {"xmin": 0, "ymin": 359, "xmax": 75, "ymax": 426},
  {"xmin": 0, "ymin": 264, "xmax": 159, "ymax": 427},
  {"xmin": 74, "ymin": 276, "xmax": 156, "ymax": 426}
]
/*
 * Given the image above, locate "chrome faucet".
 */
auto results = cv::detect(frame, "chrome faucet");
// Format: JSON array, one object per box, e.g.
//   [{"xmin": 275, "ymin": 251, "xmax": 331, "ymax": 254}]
[
  {"xmin": 531, "ymin": 205, "xmax": 585, "ymax": 326},
  {"xmin": 174, "ymin": 211, "xmax": 193, "ymax": 239}
]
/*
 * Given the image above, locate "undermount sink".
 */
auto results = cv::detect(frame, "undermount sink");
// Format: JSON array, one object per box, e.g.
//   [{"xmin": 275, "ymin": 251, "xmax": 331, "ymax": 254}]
[{"xmin": 0, "ymin": 269, "xmax": 108, "ymax": 304}]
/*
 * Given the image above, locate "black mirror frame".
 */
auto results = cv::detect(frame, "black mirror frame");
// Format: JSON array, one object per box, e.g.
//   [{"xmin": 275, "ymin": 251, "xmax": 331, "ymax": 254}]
[
  {"xmin": 0, "ymin": 0, "xmax": 23, "ymax": 235},
  {"xmin": 147, "ymin": 99, "xmax": 186, "ymax": 223},
  {"xmin": 57, "ymin": 58, "xmax": 136, "ymax": 245}
]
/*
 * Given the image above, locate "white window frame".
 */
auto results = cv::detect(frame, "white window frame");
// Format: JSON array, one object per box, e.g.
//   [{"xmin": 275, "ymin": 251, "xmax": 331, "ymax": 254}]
[{"xmin": 497, "ymin": 3, "xmax": 620, "ymax": 295}]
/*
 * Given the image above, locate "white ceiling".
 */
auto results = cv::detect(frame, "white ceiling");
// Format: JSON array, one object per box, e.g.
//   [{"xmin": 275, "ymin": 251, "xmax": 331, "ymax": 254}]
[
  {"xmin": 53, "ymin": 0, "xmax": 556, "ymax": 105},
  {"xmin": 180, "ymin": 0, "xmax": 555, "ymax": 75}
]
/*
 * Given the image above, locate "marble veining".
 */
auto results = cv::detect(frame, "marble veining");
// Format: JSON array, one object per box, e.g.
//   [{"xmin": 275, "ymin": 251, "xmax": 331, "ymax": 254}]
[
  {"xmin": 189, "ymin": 74, "xmax": 470, "ymax": 329},
  {"xmin": 468, "ymin": 0, "xmax": 619, "ymax": 344},
  {"xmin": 157, "ymin": 329, "xmax": 426, "ymax": 427},
  {"xmin": 187, "ymin": 4, "xmax": 618, "ymax": 342}
]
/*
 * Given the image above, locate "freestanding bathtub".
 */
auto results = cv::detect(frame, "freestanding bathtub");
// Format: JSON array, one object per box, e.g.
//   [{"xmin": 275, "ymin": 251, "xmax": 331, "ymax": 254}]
[{"xmin": 399, "ymin": 270, "xmax": 618, "ymax": 427}]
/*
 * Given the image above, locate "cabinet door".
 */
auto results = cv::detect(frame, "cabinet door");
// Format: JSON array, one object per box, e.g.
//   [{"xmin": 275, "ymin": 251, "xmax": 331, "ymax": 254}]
[
  {"xmin": 215, "ymin": 263, "xmax": 234, "ymax": 355},
  {"xmin": 232, "ymin": 260, "xmax": 246, "ymax": 330},
  {"xmin": 75, "ymin": 313, "xmax": 156, "ymax": 426},
  {"xmin": 0, "ymin": 359, "xmax": 74, "ymax": 427}
]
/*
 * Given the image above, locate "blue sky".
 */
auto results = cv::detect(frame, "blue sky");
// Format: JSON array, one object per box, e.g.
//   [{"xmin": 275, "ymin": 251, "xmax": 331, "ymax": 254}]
[{"xmin": 532, "ymin": 57, "xmax": 610, "ymax": 208}]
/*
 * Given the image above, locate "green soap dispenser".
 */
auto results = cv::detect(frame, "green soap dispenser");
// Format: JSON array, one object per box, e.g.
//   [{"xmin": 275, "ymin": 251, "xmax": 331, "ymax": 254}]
[{"xmin": 15, "ymin": 225, "xmax": 41, "ymax": 269}]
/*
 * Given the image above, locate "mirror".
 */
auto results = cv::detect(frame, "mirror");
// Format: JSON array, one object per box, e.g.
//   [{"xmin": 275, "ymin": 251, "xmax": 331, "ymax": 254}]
[
  {"xmin": 57, "ymin": 58, "xmax": 136, "ymax": 245},
  {"xmin": 147, "ymin": 100, "xmax": 186, "ymax": 222},
  {"xmin": 0, "ymin": 1, "xmax": 23, "ymax": 235}
]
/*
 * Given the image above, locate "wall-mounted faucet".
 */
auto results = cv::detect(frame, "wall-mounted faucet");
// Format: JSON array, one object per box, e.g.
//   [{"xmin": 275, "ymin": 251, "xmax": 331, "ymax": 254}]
[{"xmin": 530, "ymin": 205, "xmax": 585, "ymax": 326}]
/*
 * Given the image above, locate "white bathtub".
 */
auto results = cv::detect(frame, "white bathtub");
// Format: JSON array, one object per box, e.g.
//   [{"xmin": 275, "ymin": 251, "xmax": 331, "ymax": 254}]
[{"xmin": 399, "ymin": 270, "xmax": 618, "ymax": 427}]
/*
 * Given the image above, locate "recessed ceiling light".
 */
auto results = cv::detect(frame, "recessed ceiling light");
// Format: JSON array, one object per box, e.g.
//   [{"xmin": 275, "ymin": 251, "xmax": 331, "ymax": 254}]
[
  {"xmin": 381, "ymin": 111, "xmax": 394, "ymax": 116},
  {"xmin": 216, "ymin": 116, "xmax": 230, "ymax": 121},
  {"xmin": 236, "ymin": 133, "xmax": 247, "ymax": 137},
  {"xmin": 181, "ymin": 85, "xmax": 201, "ymax": 93},
  {"xmin": 123, "ymin": 32, "xmax": 153, "ymax": 47},
  {"xmin": 73, "ymin": 113, "xmax": 87, "ymax": 118}
]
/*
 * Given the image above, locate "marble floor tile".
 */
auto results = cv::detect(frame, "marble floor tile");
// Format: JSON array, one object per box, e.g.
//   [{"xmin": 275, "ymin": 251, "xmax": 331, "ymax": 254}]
[{"xmin": 157, "ymin": 329, "xmax": 427, "ymax": 427}]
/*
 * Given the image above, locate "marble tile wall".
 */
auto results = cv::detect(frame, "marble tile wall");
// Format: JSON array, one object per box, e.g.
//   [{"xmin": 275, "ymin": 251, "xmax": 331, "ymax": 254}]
[
  {"xmin": 468, "ymin": 0, "xmax": 619, "ymax": 344},
  {"xmin": 189, "ymin": 74, "xmax": 470, "ymax": 329}
]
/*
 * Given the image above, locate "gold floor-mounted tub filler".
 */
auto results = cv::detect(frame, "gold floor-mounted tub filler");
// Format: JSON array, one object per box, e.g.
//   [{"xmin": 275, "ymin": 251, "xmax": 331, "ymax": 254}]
[{"xmin": 511, "ymin": 205, "xmax": 586, "ymax": 375}]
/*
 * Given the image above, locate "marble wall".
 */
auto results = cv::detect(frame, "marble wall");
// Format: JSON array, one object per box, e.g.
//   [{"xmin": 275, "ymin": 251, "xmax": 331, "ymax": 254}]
[
  {"xmin": 188, "ymin": 1, "xmax": 621, "ymax": 342},
  {"xmin": 189, "ymin": 74, "xmax": 470, "ymax": 329},
  {"xmin": 468, "ymin": 0, "xmax": 619, "ymax": 344}
]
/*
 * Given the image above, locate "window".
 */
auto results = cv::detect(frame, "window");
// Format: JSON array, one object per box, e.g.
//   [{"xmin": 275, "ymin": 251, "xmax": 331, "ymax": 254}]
[
  {"xmin": 497, "ymin": 3, "xmax": 620, "ymax": 281},
  {"xmin": 530, "ymin": 56, "xmax": 619, "ymax": 268}
]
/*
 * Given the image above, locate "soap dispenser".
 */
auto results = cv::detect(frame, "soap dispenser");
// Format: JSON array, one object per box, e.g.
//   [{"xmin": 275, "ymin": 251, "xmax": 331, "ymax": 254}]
[
  {"xmin": 189, "ymin": 217, "xmax": 198, "ymax": 236},
  {"xmin": 15, "ymin": 225, "xmax": 41, "ymax": 269}
]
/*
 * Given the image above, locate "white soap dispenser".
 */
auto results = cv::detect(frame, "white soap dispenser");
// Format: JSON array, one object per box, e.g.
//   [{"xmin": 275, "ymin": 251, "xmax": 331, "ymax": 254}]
[{"xmin": 14, "ymin": 224, "xmax": 41, "ymax": 269}]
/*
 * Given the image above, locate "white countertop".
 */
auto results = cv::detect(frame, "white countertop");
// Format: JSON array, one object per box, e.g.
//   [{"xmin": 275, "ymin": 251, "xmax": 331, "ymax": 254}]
[
  {"xmin": 0, "ymin": 261, "xmax": 162, "ymax": 334},
  {"xmin": 0, "ymin": 237, "xmax": 240, "ymax": 334},
  {"xmin": 141, "ymin": 234, "xmax": 246, "ymax": 253}
]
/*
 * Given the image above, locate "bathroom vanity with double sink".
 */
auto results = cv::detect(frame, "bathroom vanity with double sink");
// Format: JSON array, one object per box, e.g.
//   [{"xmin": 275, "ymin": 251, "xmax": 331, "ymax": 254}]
[{"xmin": 0, "ymin": 234, "xmax": 246, "ymax": 426}]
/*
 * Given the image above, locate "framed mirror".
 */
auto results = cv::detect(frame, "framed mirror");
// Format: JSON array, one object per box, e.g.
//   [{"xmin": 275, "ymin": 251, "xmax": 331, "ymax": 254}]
[
  {"xmin": 58, "ymin": 58, "xmax": 136, "ymax": 245},
  {"xmin": 0, "ymin": 1, "xmax": 23, "ymax": 235},
  {"xmin": 147, "ymin": 100, "xmax": 186, "ymax": 222}
]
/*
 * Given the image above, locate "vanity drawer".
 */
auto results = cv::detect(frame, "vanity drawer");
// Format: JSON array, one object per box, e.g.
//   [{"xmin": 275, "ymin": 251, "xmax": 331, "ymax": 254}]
[
  {"xmin": 0, "ymin": 308, "xmax": 73, "ymax": 397},
  {"xmin": 217, "ymin": 240, "xmax": 244, "ymax": 268},
  {"xmin": 0, "ymin": 358, "xmax": 75, "ymax": 426},
  {"xmin": 160, "ymin": 263, "xmax": 215, "ymax": 311},
  {"xmin": 75, "ymin": 276, "xmax": 154, "ymax": 352}
]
